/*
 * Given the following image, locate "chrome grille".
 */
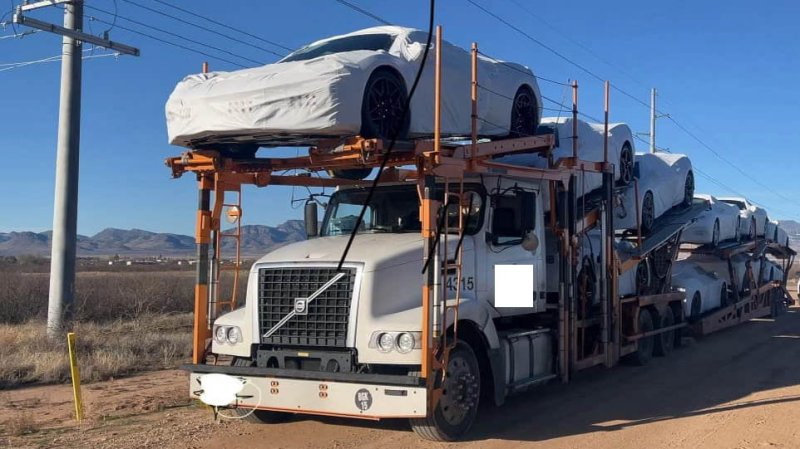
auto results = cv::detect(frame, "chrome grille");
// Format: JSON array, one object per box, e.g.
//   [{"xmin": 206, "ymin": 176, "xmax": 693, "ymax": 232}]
[{"xmin": 258, "ymin": 267, "xmax": 356, "ymax": 347}]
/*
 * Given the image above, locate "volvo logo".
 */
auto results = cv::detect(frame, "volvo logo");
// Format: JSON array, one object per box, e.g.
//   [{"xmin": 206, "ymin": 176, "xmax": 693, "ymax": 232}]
[{"xmin": 294, "ymin": 298, "xmax": 308, "ymax": 315}]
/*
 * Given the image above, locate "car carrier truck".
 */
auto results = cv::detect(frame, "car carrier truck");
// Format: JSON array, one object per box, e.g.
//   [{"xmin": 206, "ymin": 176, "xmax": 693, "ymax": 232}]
[{"xmin": 166, "ymin": 33, "xmax": 793, "ymax": 441}]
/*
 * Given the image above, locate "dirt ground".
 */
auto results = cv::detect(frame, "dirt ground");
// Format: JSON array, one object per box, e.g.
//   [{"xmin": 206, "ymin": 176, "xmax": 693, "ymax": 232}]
[{"xmin": 4, "ymin": 306, "xmax": 800, "ymax": 449}]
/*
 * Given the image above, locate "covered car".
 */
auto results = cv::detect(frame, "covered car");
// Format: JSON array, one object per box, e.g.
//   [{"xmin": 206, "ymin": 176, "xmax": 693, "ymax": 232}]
[
  {"xmin": 614, "ymin": 152, "xmax": 694, "ymax": 234},
  {"xmin": 765, "ymin": 220, "xmax": 790, "ymax": 247},
  {"xmin": 671, "ymin": 260, "xmax": 728, "ymax": 320},
  {"xmin": 166, "ymin": 26, "xmax": 542, "ymax": 151},
  {"xmin": 681, "ymin": 252, "xmax": 761, "ymax": 295},
  {"xmin": 497, "ymin": 117, "xmax": 634, "ymax": 195},
  {"xmin": 681, "ymin": 194, "xmax": 741, "ymax": 246},
  {"xmin": 718, "ymin": 197, "xmax": 768, "ymax": 239},
  {"xmin": 761, "ymin": 259, "xmax": 785, "ymax": 283}
]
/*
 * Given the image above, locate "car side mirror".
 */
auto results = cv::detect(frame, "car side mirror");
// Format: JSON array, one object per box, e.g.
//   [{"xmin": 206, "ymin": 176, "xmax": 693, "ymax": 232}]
[{"xmin": 304, "ymin": 201, "xmax": 319, "ymax": 238}]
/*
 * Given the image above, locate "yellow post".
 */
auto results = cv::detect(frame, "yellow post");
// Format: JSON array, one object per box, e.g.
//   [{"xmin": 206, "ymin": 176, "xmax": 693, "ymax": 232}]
[{"xmin": 67, "ymin": 332, "xmax": 83, "ymax": 423}]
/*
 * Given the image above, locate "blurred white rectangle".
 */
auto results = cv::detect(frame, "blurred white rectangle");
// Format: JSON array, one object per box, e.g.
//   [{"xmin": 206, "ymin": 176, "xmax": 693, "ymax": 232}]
[{"xmin": 495, "ymin": 264, "xmax": 533, "ymax": 308}]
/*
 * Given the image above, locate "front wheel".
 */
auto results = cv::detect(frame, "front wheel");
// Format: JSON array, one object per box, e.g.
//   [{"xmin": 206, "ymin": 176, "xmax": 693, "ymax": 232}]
[
  {"xmin": 410, "ymin": 342, "xmax": 480, "ymax": 441},
  {"xmin": 629, "ymin": 308, "xmax": 655, "ymax": 366},
  {"xmin": 360, "ymin": 69, "xmax": 409, "ymax": 140},
  {"xmin": 654, "ymin": 307, "xmax": 675, "ymax": 357},
  {"xmin": 641, "ymin": 191, "xmax": 655, "ymax": 235},
  {"xmin": 509, "ymin": 85, "xmax": 538, "ymax": 137}
]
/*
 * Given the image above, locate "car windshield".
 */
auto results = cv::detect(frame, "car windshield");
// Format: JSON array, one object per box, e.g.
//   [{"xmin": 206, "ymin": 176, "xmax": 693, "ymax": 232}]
[
  {"xmin": 720, "ymin": 199, "xmax": 746, "ymax": 210},
  {"xmin": 321, "ymin": 185, "xmax": 483, "ymax": 236},
  {"xmin": 280, "ymin": 33, "xmax": 395, "ymax": 63}
]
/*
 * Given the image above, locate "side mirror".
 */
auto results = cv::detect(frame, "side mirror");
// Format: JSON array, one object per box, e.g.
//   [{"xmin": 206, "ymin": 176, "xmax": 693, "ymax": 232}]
[
  {"xmin": 304, "ymin": 202, "xmax": 319, "ymax": 238},
  {"xmin": 521, "ymin": 231, "xmax": 539, "ymax": 253}
]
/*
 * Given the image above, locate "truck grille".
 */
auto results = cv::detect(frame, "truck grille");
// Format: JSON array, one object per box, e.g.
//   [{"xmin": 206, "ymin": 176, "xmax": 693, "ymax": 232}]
[{"xmin": 258, "ymin": 266, "xmax": 356, "ymax": 348}]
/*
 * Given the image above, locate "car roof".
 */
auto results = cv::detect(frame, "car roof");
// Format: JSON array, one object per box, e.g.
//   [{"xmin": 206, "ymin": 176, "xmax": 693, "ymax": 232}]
[{"xmin": 303, "ymin": 26, "xmax": 416, "ymax": 49}]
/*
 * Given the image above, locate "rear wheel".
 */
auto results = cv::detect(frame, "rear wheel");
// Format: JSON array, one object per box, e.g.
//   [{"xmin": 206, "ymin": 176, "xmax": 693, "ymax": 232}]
[
  {"xmin": 360, "ymin": 69, "xmax": 409, "ymax": 140},
  {"xmin": 618, "ymin": 143, "xmax": 633, "ymax": 186},
  {"xmin": 410, "ymin": 342, "xmax": 480, "ymax": 441},
  {"xmin": 629, "ymin": 308, "xmax": 654, "ymax": 366},
  {"xmin": 749, "ymin": 218, "xmax": 757, "ymax": 240},
  {"xmin": 641, "ymin": 191, "xmax": 655, "ymax": 234},
  {"xmin": 682, "ymin": 171, "xmax": 695, "ymax": 207},
  {"xmin": 635, "ymin": 260, "xmax": 651, "ymax": 296},
  {"xmin": 690, "ymin": 292, "xmax": 702, "ymax": 320},
  {"xmin": 230, "ymin": 358, "xmax": 291, "ymax": 424},
  {"xmin": 654, "ymin": 307, "xmax": 675, "ymax": 357},
  {"xmin": 509, "ymin": 85, "xmax": 538, "ymax": 137},
  {"xmin": 711, "ymin": 219, "xmax": 720, "ymax": 246}
]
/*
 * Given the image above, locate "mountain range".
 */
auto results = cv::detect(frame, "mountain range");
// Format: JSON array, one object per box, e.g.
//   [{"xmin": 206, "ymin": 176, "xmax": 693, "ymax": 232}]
[{"xmin": 0, "ymin": 220, "xmax": 306, "ymax": 257}]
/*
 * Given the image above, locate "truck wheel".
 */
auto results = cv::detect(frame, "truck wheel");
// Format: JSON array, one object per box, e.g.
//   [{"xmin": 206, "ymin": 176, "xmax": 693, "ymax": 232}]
[
  {"xmin": 629, "ymin": 309, "xmax": 654, "ymax": 366},
  {"xmin": 654, "ymin": 307, "xmax": 675, "ymax": 357},
  {"xmin": 230, "ymin": 358, "xmax": 291, "ymax": 424},
  {"xmin": 410, "ymin": 342, "xmax": 480, "ymax": 442}
]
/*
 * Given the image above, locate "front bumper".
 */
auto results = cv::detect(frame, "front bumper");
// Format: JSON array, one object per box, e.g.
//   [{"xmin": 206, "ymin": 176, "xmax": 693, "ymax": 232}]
[{"xmin": 184, "ymin": 364, "xmax": 427, "ymax": 419}]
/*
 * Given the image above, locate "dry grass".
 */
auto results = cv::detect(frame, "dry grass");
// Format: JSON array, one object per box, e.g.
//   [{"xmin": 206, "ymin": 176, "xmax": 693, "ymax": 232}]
[
  {"xmin": 3, "ymin": 410, "xmax": 38, "ymax": 436},
  {"xmin": 0, "ymin": 313, "xmax": 193, "ymax": 390}
]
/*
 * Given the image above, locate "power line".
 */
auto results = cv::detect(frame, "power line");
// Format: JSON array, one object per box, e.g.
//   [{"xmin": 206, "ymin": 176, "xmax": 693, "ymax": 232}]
[
  {"xmin": 0, "ymin": 51, "xmax": 117, "ymax": 72},
  {"xmin": 333, "ymin": 0, "xmax": 391, "ymax": 25},
  {"xmin": 664, "ymin": 115, "xmax": 800, "ymax": 207},
  {"xmin": 85, "ymin": 14, "xmax": 248, "ymax": 68},
  {"xmin": 144, "ymin": 0, "xmax": 293, "ymax": 53},
  {"xmin": 85, "ymin": 4, "xmax": 264, "ymax": 66}
]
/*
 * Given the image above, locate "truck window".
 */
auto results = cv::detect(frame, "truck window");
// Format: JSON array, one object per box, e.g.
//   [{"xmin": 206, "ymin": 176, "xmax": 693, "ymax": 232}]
[
  {"xmin": 490, "ymin": 191, "xmax": 535, "ymax": 245},
  {"xmin": 321, "ymin": 185, "xmax": 484, "ymax": 236}
]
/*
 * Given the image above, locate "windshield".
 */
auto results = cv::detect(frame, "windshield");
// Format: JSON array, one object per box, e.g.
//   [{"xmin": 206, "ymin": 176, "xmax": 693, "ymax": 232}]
[
  {"xmin": 280, "ymin": 33, "xmax": 395, "ymax": 63},
  {"xmin": 321, "ymin": 185, "xmax": 484, "ymax": 236}
]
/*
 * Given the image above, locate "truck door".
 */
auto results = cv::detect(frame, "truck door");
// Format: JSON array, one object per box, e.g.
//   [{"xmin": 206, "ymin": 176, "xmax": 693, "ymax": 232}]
[{"xmin": 479, "ymin": 186, "xmax": 546, "ymax": 313}]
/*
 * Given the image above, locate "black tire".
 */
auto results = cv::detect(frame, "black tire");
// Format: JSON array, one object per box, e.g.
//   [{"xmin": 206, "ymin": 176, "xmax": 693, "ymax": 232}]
[
  {"xmin": 735, "ymin": 217, "xmax": 742, "ymax": 243},
  {"xmin": 629, "ymin": 308, "xmax": 655, "ymax": 366},
  {"xmin": 719, "ymin": 283, "xmax": 729, "ymax": 308},
  {"xmin": 690, "ymin": 292, "xmax": 702, "ymax": 321},
  {"xmin": 682, "ymin": 171, "xmax": 695, "ymax": 207},
  {"xmin": 509, "ymin": 85, "xmax": 538, "ymax": 137},
  {"xmin": 230, "ymin": 358, "xmax": 291, "ymax": 424},
  {"xmin": 618, "ymin": 142, "xmax": 633, "ymax": 186},
  {"xmin": 636, "ymin": 260, "xmax": 651, "ymax": 296},
  {"xmin": 654, "ymin": 306, "xmax": 675, "ymax": 357},
  {"xmin": 749, "ymin": 218, "xmax": 757, "ymax": 241},
  {"xmin": 410, "ymin": 342, "xmax": 480, "ymax": 442},
  {"xmin": 711, "ymin": 219, "xmax": 720, "ymax": 247},
  {"xmin": 326, "ymin": 168, "xmax": 373, "ymax": 180},
  {"xmin": 641, "ymin": 191, "xmax": 655, "ymax": 235},
  {"xmin": 360, "ymin": 68, "xmax": 409, "ymax": 140}
]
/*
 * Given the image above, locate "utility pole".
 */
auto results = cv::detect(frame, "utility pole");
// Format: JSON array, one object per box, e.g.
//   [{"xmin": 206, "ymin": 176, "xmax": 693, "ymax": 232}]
[
  {"xmin": 13, "ymin": 0, "xmax": 139, "ymax": 336},
  {"xmin": 650, "ymin": 88, "xmax": 656, "ymax": 154}
]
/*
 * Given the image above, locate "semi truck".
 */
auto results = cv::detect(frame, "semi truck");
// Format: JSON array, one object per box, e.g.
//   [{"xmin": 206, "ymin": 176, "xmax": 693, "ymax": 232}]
[{"xmin": 166, "ymin": 36, "xmax": 793, "ymax": 442}]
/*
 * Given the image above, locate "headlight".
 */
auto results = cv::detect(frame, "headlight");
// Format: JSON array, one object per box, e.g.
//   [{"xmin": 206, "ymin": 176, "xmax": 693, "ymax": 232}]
[
  {"xmin": 396, "ymin": 332, "xmax": 415, "ymax": 353},
  {"xmin": 214, "ymin": 326, "xmax": 227, "ymax": 344},
  {"xmin": 378, "ymin": 333, "xmax": 395, "ymax": 352},
  {"xmin": 226, "ymin": 326, "xmax": 241, "ymax": 344}
]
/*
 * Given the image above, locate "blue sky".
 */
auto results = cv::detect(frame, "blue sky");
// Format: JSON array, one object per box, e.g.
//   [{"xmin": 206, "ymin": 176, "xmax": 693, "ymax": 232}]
[{"xmin": 1, "ymin": 0, "xmax": 798, "ymax": 235}]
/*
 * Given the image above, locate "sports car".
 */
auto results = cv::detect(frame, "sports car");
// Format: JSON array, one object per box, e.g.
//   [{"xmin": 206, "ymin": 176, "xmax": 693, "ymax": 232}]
[
  {"xmin": 681, "ymin": 252, "xmax": 761, "ymax": 295},
  {"xmin": 718, "ymin": 197, "xmax": 768, "ymax": 239},
  {"xmin": 764, "ymin": 220, "xmax": 790, "ymax": 247},
  {"xmin": 681, "ymin": 194, "xmax": 741, "ymax": 246},
  {"xmin": 497, "ymin": 117, "xmax": 634, "ymax": 193},
  {"xmin": 671, "ymin": 259, "xmax": 728, "ymax": 319},
  {"xmin": 166, "ymin": 26, "xmax": 542, "ymax": 151},
  {"xmin": 615, "ymin": 152, "xmax": 694, "ymax": 234}
]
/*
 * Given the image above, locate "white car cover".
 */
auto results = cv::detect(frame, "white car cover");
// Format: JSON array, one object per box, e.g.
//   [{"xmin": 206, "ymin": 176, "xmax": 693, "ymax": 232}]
[
  {"xmin": 671, "ymin": 260, "xmax": 727, "ymax": 317},
  {"xmin": 496, "ymin": 117, "xmax": 634, "ymax": 195},
  {"xmin": 165, "ymin": 26, "xmax": 541, "ymax": 147},
  {"xmin": 682, "ymin": 194, "xmax": 740, "ymax": 245},
  {"xmin": 614, "ymin": 152, "xmax": 693, "ymax": 231},
  {"xmin": 765, "ymin": 220, "xmax": 790, "ymax": 247},
  {"xmin": 718, "ymin": 197, "xmax": 768, "ymax": 238}
]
